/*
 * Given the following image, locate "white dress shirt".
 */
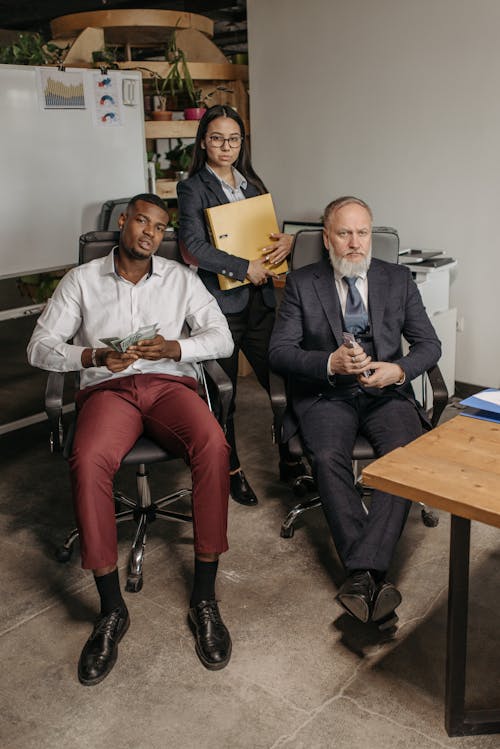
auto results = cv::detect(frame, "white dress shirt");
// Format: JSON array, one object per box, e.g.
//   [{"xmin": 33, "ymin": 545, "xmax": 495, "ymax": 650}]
[
  {"xmin": 27, "ymin": 249, "xmax": 234, "ymax": 389},
  {"xmin": 206, "ymin": 165, "xmax": 247, "ymax": 203}
]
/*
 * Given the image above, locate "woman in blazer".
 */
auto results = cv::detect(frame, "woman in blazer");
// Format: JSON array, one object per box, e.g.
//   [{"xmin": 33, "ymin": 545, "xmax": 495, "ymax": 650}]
[{"xmin": 177, "ymin": 105, "xmax": 301, "ymax": 506}]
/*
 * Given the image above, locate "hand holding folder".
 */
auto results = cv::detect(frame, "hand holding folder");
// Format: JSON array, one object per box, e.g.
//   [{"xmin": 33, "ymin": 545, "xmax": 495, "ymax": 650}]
[{"xmin": 204, "ymin": 194, "xmax": 288, "ymax": 290}]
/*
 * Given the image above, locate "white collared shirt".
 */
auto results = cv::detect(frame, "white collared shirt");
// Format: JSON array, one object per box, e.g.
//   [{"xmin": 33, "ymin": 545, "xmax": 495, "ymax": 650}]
[
  {"xmin": 27, "ymin": 249, "xmax": 234, "ymax": 389},
  {"xmin": 206, "ymin": 165, "xmax": 247, "ymax": 203}
]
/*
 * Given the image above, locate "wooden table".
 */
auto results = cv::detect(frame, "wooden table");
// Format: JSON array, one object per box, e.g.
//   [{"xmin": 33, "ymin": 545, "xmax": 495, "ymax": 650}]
[{"xmin": 362, "ymin": 415, "xmax": 500, "ymax": 737}]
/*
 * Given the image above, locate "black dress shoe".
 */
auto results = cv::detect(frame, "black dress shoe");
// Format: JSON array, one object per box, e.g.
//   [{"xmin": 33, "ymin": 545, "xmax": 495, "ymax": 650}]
[
  {"xmin": 78, "ymin": 604, "xmax": 130, "ymax": 686},
  {"xmin": 188, "ymin": 600, "xmax": 232, "ymax": 670},
  {"xmin": 372, "ymin": 581, "xmax": 402, "ymax": 622},
  {"xmin": 336, "ymin": 570, "xmax": 376, "ymax": 623},
  {"xmin": 230, "ymin": 470, "xmax": 258, "ymax": 506},
  {"xmin": 279, "ymin": 460, "xmax": 309, "ymax": 482}
]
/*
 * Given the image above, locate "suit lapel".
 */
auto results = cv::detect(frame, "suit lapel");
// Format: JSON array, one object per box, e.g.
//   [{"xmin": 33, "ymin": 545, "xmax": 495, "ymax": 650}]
[
  {"xmin": 313, "ymin": 258, "xmax": 344, "ymax": 345},
  {"xmin": 367, "ymin": 260, "xmax": 389, "ymax": 344},
  {"xmin": 199, "ymin": 169, "xmax": 229, "ymax": 205}
]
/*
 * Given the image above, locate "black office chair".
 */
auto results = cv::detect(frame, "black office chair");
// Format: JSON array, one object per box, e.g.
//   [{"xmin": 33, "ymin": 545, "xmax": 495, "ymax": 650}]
[
  {"xmin": 46, "ymin": 231, "xmax": 232, "ymax": 592},
  {"xmin": 271, "ymin": 227, "xmax": 449, "ymax": 538},
  {"xmin": 97, "ymin": 198, "xmax": 132, "ymax": 230}
]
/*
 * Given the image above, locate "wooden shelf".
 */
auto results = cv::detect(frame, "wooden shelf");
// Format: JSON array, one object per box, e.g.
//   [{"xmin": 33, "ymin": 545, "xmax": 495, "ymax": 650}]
[
  {"xmin": 118, "ymin": 61, "xmax": 248, "ymax": 81},
  {"xmin": 145, "ymin": 119, "xmax": 249, "ymax": 139},
  {"xmin": 51, "ymin": 10, "xmax": 214, "ymax": 41},
  {"xmin": 145, "ymin": 120, "xmax": 200, "ymax": 139},
  {"xmin": 155, "ymin": 180, "xmax": 179, "ymax": 199}
]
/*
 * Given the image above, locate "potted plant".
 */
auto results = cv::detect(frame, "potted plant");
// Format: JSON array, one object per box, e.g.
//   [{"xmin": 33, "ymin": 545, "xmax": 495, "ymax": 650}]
[
  {"xmin": 165, "ymin": 139, "xmax": 194, "ymax": 180},
  {"xmin": 0, "ymin": 32, "xmax": 67, "ymax": 65},
  {"xmin": 184, "ymin": 86, "xmax": 234, "ymax": 121}
]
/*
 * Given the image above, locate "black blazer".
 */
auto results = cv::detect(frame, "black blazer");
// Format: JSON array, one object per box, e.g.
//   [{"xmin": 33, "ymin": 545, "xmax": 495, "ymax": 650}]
[
  {"xmin": 269, "ymin": 256, "xmax": 442, "ymax": 437},
  {"xmin": 177, "ymin": 169, "xmax": 276, "ymax": 314}
]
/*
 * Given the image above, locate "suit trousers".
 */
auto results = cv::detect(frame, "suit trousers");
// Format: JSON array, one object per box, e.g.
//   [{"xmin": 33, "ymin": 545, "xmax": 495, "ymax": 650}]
[
  {"xmin": 299, "ymin": 390, "xmax": 423, "ymax": 572},
  {"xmin": 218, "ymin": 286, "xmax": 275, "ymax": 471},
  {"xmin": 69, "ymin": 373, "xmax": 230, "ymax": 569}
]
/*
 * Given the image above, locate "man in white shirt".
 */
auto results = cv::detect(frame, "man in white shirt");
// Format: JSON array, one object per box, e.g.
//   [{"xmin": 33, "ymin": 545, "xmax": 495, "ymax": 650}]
[
  {"xmin": 269, "ymin": 196, "xmax": 441, "ymax": 628},
  {"xmin": 28, "ymin": 194, "xmax": 234, "ymax": 684}
]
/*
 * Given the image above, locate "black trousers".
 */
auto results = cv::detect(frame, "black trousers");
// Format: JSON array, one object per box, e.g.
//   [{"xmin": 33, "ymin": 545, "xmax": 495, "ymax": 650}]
[
  {"xmin": 218, "ymin": 287, "xmax": 276, "ymax": 471},
  {"xmin": 299, "ymin": 391, "xmax": 423, "ymax": 572}
]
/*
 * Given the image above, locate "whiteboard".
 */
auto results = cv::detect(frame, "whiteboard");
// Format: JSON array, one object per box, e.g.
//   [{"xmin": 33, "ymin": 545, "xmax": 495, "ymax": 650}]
[{"xmin": 0, "ymin": 65, "xmax": 148, "ymax": 279}]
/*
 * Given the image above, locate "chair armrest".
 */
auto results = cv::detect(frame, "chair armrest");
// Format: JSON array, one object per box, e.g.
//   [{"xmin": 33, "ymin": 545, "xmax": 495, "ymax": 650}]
[
  {"xmin": 45, "ymin": 372, "xmax": 65, "ymax": 452},
  {"xmin": 426, "ymin": 364, "xmax": 449, "ymax": 427},
  {"xmin": 202, "ymin": 360, "xmax": 233, "ymax": 429},
  {"xmin": 269, "ymin": 370, "xmax": 287, "ymax": 444}
]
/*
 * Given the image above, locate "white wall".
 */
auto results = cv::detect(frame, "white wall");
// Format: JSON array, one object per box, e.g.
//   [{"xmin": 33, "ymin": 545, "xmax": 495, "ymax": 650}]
[{"xmin": 247, "ymin": 0, "xmax": 500, "ymax": 388}]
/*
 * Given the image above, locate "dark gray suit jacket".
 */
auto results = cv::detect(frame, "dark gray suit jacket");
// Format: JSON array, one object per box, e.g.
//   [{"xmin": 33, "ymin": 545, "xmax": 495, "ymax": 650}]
[
  {"xmin": 177, "ymin": 169, "xmax": 276, "ymax": 314},
  {"xmin": 269, "ymin": 256, "xmax": 441, "ymax": 437}
]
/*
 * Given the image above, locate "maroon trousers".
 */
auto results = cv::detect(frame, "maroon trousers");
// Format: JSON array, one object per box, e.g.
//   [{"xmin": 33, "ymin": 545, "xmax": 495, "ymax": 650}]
[{"xmin": 69, "ymin": 374, "xmax": 230, "ymax": 569}]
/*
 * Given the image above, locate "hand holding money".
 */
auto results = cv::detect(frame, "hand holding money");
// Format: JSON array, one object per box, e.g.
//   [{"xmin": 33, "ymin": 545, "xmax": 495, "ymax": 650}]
[
  {"xmin": 100, "ymin": 323, "xmax": 160, "ymax": 353},
  {"xmin": 127, "ymin": 335, "xmax": 181, "ymax": 362}
]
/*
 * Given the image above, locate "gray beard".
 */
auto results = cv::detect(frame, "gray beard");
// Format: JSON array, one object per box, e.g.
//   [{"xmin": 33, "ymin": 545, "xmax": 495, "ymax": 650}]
[{"xmin": 328, "ymin": 245, "xmax": 372, "ymax": 277}]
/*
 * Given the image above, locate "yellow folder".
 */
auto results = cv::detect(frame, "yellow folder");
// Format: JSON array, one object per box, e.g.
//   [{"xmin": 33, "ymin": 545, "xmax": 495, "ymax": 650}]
[{"xmin": 204, "ymin": 193, "xmax": 288, "ymax": 290}]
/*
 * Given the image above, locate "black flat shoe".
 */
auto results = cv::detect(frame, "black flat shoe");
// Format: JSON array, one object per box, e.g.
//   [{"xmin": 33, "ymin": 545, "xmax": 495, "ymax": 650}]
[
  {"xmin": 188, "ymin": 600, "xmax": 232, "ymax": 670},
  {"xmin": 372, "ymin": 581, "xmax": 402, "ymax": 622},
  {"xmin": 336, "ymin": 570, "xmax": 375, "ymax": 623},
  {"xmin": 78, "ymin": 604, "xmax": 130, "ymax": 686},
  {"xmin": 279, "ymin": 460, "xmax": 309, "ymax": 482},
  {"xmin": 230, "ymin": 470, "xmax": 258, "ymax": 506}
]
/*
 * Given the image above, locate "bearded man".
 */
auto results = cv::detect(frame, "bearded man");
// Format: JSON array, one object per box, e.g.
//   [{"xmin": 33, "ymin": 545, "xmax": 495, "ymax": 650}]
[{"xmin": 269, "ymin": 196, "xmax": 441, "ymax": 625}]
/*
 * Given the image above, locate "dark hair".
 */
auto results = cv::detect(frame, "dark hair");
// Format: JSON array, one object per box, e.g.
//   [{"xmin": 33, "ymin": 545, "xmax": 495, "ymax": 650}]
[
  {"xmin": 188, "ymin": 105, "xmax": 267, "ymax": 194},
  {"xmin": 127, "ymin": 193, "xmax": 168, "ymax": 215},
  {"xmin": 323, "ymin": 196, "xmax": 373, "ymax": 227}
]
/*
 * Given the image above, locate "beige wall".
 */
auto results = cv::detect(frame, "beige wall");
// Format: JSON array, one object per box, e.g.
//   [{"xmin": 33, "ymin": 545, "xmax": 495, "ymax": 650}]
[{"xmin": 247, "ymin": 0, "xmax": 500, "ymax": 388}]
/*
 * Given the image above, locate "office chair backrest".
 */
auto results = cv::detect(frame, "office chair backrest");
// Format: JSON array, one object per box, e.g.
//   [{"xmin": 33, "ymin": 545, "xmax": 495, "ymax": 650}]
[
  {"xmin": 291, "ymin": 226, "xmax": 399, "ymax": 270},
  {"xmin": 79, "ymin": 230, "xmax": 181, "ymax": 265},
  {"xmin": 97, "ymin": 198, "xmax": 131, "ymax": 230}
]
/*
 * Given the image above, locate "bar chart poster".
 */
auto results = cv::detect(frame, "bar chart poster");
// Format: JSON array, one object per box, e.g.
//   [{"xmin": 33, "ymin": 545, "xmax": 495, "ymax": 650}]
[{"xmin": 37, "ymin": 68, "xmax": 86, "ymax": 109}]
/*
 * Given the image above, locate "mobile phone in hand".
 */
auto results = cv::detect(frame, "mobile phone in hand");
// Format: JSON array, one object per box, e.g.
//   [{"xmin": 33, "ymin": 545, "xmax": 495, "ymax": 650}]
[{"xmin": 342, "ymin": 332, "xmax": 372, "ymax": 377}]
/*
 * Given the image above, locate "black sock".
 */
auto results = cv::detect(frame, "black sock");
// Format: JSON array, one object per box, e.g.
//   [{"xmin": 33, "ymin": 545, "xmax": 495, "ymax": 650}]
[
  {"xmin": 94, "ymin": 569, "xmax": 124, "ymax": 616},
  {"xmin": 370, "ymin": 569, "xmax": 386, "ymax": 584},
  {"xmin": 190, "ymin": 558, "xmax": 218, "ymax": 608}
]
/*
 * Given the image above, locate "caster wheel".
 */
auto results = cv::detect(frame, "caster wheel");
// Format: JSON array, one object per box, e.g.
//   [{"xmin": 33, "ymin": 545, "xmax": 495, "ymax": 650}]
[
  {"xmin": 125, "ymin": 575, "xmax": 143, "ymax": 593},
  {"xmin": 55, "ymin": 546, "xmax": 72, "ymax": 563},
  {"xmin": 280, "ymin": 525, "xmax": 295, "ymax": 539},
  {"xmin": 421, "ymin": 508, "xmax": 439, "ymax": 527}
]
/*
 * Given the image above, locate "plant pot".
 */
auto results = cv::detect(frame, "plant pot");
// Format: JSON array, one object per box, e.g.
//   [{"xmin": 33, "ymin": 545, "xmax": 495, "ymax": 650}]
[
  {"xmin": 184, "ymin": 107, "xmax": 206, "ymax": 121},
  {"xmin": 151, "ymin": 110, "xmax": 173, "ymax": 121}
]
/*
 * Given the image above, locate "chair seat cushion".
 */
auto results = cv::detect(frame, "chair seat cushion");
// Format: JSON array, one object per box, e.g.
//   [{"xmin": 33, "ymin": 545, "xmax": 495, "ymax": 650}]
[
  {"xmin": 352, "ymin": 434, "xmax": 375, "ymax": 461},
  {"xmin": 121, "ymin": 436, "xmax": 172, "ymax": 465}
]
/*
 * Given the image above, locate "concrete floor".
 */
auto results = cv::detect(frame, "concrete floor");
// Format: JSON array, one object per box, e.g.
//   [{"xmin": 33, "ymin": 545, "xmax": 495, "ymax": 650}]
[{"xmin": 0, "ymin": 372, "xmax": 499, "ymax": 749}]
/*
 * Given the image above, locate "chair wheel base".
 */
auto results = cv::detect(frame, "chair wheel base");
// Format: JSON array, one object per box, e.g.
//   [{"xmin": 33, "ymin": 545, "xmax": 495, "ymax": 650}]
[
  {"xmin": 421, "ymin": 508, "xmax": 439, "ymax": 527},
  {"xmin": 280, "ymin": 525, "xmax": 295, "ymax": 539},
  {"xmin": 55, "ymin": 546, "xmax": 73, "ymax": 563},
  {"xmin": 125, "ymin": 574, "xmax": 143, "ymax": 593}
]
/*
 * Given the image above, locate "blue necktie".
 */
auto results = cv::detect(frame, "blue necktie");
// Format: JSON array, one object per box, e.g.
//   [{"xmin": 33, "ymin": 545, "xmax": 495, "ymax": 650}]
[{"xmin": 343, "ymin": 276, "xmax": 369, "ymax": 335}]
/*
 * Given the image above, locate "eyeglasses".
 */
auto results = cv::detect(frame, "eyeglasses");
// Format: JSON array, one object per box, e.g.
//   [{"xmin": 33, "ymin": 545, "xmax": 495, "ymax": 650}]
[{"xmin": 207, "ymin": 135, "xmax": 243, "ymax": 149}]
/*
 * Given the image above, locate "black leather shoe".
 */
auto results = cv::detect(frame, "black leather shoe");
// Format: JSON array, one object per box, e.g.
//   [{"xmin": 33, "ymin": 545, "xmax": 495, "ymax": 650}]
[
  {"xmin": 188, "ymin": 600, "xmax": 232, "ymax": 670},
  {"xmin": 279, "ymin": 460, "xmax": 309, "ymax": 482},
  {"xmin": 78, "ymin": 604, "xmax": 130, "ymax": 686},
  {"xmin": 336, "ymin": 570, "xmax": 375, "ymax": 623},
  {"xmin": 372, "ymin": 581, "xmax": 402, "ymax": 622},
  {"xmin": 230, "ymin": 470, "xmax": 258, "ymax": 506}
]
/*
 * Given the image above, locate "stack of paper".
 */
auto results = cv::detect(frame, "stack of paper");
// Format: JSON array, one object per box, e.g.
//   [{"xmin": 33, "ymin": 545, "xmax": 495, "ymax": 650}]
[{"xmin": 460, "ymin": 389, "xmax": 500, "ymax": 423}]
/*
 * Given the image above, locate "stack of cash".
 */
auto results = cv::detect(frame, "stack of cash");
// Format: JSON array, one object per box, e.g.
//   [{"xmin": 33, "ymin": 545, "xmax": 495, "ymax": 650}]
[{"xmin": 100, "ymin": 323, "xmax": 159, "ymax": 353}]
